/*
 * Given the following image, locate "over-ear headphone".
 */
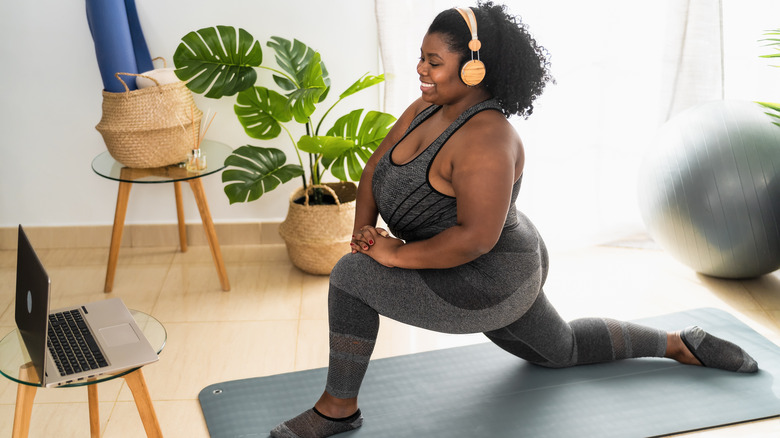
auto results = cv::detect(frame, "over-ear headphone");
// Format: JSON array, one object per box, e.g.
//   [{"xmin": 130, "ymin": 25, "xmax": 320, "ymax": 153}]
[{"xmin": 455, "ymin": 7, "xmax": 486, "ymax": 87}]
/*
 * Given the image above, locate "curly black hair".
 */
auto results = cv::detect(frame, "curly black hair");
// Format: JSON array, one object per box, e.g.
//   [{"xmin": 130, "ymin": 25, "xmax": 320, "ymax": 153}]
[{"xmin": 427, "ymin": 1, "xmax": 553, "ymax": 118}]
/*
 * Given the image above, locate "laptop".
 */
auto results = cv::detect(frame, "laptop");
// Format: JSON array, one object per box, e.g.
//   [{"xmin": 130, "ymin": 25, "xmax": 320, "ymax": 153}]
[{"xmin": 14, "ymin": 225, "xmax": 159, "ymax": 387}]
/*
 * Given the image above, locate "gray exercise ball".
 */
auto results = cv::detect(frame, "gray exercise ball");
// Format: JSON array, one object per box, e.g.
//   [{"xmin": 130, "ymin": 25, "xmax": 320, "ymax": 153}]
[{"xmin": 638, "ymin": 100, "xmax": 780, "ymax": 279}]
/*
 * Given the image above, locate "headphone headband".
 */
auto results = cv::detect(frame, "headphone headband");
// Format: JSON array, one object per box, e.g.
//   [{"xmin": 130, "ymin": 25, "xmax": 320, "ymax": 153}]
[{"xmin": 455, "ymin": 7, "xmax": 482, "ymax": 52}]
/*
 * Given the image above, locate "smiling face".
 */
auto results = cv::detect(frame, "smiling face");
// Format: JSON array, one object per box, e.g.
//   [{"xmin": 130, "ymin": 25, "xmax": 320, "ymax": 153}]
[{"xmin": 417, "ymin": 32, "xmax": 470, "ymax": 105}]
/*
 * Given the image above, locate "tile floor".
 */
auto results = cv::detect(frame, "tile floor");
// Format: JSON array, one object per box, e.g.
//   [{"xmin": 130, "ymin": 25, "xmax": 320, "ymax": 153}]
[{"xmin": 0, "ymin": 237, "xmax": 779, "ymax": 437}]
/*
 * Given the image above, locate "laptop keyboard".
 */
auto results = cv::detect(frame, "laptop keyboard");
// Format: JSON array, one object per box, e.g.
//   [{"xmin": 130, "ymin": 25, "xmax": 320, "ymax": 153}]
[{"xmin": 47, "ymin": 310, "xmax": 108, "ymax": 376}]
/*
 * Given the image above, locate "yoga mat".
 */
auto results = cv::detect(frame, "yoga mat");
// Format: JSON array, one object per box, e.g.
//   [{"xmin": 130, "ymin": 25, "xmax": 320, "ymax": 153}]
[
  {"xmin": 123, "ymin": 0, "xmax": 154, "ymax": 73},
  {"xmin": 200, "ymin": 308, "xmax": 780, "ymax": 437},
  {"xmin": 86, "ymin": 0, "xmax": 153, "ymax": 91}
]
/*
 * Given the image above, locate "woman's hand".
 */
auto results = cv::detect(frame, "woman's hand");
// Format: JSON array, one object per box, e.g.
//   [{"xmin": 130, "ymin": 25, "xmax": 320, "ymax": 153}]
[
  {"xmin": 351, "ymin": 226, "xmax": 403, "ymax": 267},
  {"xmin": 351, "ymin": 225, "xmax": 388, "ymax": 252}
]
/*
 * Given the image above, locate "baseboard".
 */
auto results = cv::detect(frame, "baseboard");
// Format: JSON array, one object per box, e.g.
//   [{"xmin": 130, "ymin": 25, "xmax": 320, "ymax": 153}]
[{"xmin": 0, "ymin": 222, "xmax": 284, "ymax": 250}]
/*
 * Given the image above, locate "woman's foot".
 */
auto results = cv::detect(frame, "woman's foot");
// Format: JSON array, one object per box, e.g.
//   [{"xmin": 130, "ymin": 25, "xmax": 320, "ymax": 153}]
[
  {"xmin": 269, "ymin": 408, "xmax": 362, "ymax": 438},
  {"xmin": 270, "ymin": 392, "xmax": 362, "ymax": 438},
  {"xmin": 667, "ymin": 327, "xmax": 758, "ymax": 373}
]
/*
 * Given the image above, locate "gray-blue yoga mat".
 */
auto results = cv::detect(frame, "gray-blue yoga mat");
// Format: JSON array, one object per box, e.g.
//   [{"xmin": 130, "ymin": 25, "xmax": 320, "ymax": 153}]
[{"xmin": 199, "ymin": 308, "xmax": 780, "ymax": 437}]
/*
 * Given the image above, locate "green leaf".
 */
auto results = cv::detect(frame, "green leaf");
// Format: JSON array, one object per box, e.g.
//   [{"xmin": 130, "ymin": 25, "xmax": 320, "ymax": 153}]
[
  {"xmin": 174, "ymin": 26, "xmax": 263, "ymax": 98},
  {"xmin": 757, "ymin": 102, "xmax": 780, "ymax": 127},
  {"xmin": 267, "ymin": 37, "xmax": 331, "ymax": 88},
  {"xmin": 267, "ymin": 37, "xmax": 331, "ymax": 117},
  {"xmin": 757, "ymin": 101, "xmax": 780, "ymax": 112},
  {"xmin": 339, "ymin": 73, "xmax": 385, "ymax": 99},
  {"xmin": 284, "ymin": 52, "xmax": 328, "ymax": 122},
  {"xmin": 297, "ymin": 135, "xmax": 354, "ymax": 156},
  {"xmin": 323, "ymin": 110, "xmax": 396, "ymax": 181},
  {"xmin": 267, "ymin": 37, "xmax": 310, "ymax": 87},
  {"xmin": 221, "ymin": 146, "xmax": 304, "ymax": 203},
  {"xmin": 287, "ymin": 88, "xmax": 326, "ymax": 123},
  {"xmin": 234, "ymin": 86, "xmax": 293, "ymax": 140},
  {"xmin": 764, "ymin": 111, "xmax": 780, "ymax": 120}
]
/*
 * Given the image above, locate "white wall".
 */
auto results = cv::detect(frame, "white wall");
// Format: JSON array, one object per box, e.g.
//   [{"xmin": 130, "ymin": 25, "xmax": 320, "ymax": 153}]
[
  {"xmin": 2, "ymin": 0, "xmax": 780, "ymax": 251},
  {"xmin": 0, "ymin": 0, "xmax": 380, "ymax": 228}
]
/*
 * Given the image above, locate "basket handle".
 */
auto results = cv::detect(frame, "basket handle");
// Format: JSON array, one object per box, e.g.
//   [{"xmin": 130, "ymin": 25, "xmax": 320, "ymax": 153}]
[
  {"xmin": 152, "ymin": 56, "xmax": 167, "ymax": 68},
  {"xmin": 303, "ymin": 184, "xmax": 341, "ymax": 207},
  {"xmin": 113, "ymin": 72, "xmax": 161, "ymax": 93}
]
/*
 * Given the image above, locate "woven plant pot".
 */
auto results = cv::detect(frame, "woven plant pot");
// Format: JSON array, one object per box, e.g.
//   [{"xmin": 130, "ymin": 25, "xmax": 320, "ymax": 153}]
[
  {"xmin": 279, "ymin": 182, "xmax": 357, "ymax": 275},
  {"xmin": 96, "ymin": 72, "xmax": 202, "ymax": 169}
]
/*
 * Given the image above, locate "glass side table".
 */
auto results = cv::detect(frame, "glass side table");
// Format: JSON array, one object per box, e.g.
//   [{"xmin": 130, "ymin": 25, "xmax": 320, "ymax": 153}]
[
  {"xmin": 92, "ymin": 139, "xmax": 232, "ymax": 292},
  {"xmin": 0, "ymin": 310, "xmax": 167, "ymax": 438}
]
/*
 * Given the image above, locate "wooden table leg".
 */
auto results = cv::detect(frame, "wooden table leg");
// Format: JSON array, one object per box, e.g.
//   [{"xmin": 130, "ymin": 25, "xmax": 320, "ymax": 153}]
[
  {"xmin": 12, "ymin": 364, "xmax": 38, "ymax": 438},
  {"xmin": 105, "ymin": 181, "xmax": 132, "ymax": 293},
  {"xmin": 174, "ymin": 181, "xmax": 188, "ymax": 253},
  {"xmin": 188, "ymin": 178, "xmax": 230, "ymax": 291},
  {"xmin": 88, "ymin": 384, "xmax": 100, "ymax": 438},
  {"xmin": 123, "ymin": 369, "xmax": 162, "ymax": 438}
]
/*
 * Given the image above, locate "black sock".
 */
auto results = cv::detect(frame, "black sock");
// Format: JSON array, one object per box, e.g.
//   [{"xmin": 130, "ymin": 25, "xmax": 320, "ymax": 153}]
[
  {"xmin": 270, "ymin": 407, "xmax": 364, "ymax": 438},
  {"xmin": 312, "ymin": 407, "xmax": 362, "ymax": 423},
  {"xmin": 681, "ymin": 326, "xmax": 758, "ymax": 373}
]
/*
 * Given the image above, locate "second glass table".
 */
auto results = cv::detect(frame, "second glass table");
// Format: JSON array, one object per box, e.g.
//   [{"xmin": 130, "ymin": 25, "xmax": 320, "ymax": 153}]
[{"xmin": 91, "ymin": 139, "xmax": 232, "ymax": 292}]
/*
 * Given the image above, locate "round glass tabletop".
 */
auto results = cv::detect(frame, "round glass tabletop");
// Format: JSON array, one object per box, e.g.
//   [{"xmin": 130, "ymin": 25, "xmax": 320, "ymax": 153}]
[
  {"xmin": 91, "ymin": 139, "xmax": 232, "ymax": 184},
  {"xmin": 0, "ymin": 310, "xmax": 166, "ymax": 388}
]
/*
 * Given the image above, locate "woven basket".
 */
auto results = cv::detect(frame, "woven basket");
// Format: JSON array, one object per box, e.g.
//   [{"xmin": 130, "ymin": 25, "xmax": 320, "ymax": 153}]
[
  {"xmin": 279, "ymin": 182, "xmax": 357, "ymax": 275},
  {"xmin": 96, "ymin": 72, "xmax": 202, "ymax": 168}
]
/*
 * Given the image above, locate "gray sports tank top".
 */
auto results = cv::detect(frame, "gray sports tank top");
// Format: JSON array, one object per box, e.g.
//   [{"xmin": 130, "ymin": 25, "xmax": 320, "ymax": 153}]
[{"xmin": 372, "ymin": 98, "xmax": 521, "ymax": 242}]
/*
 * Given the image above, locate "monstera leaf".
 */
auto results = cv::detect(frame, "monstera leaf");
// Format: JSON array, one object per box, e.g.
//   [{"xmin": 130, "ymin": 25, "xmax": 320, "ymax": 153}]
[
  {"xmin": 222, "ymin": 146, "xmax": 304, "ymax": 204},
  {"xmin": 267, "ymin": 37, "xmax": 331, "ymax": 100},
  {"xmin": 339, "ymin": 74, "xmax": 385, "ymax": 100},
  {"xmin": 297, "ymin": 135, "xmax": 354, "ymax": 176},
  {"xmin": 285, "ymin": 54, "xmax": 328, "ymax": 123},
  {"xmin": 234, "ymin": 86, "xmax": 293, "ymax": 140},
  {"xmin": 174, "ymin": 26, "xmax": 263, "ymax": 98},
  {"xmin": 301, "ymin": 110, "xmax": 396, "ymax": 181},
  {"xmin": 266, "ymin": 37, "xmax": 330, "ymax": 123}
]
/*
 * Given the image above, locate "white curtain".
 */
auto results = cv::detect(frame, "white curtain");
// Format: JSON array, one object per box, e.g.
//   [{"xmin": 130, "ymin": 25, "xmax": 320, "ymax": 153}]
[
  {"xmin": 374, "ymin": 0, "xmax": 450, "ymax": 117},
  {"xmin": 374, "ymin": 0, "xmax": 724, "ymax": 249},
  {"xmin": 661, "ymin": 0, "xmax": 724, "ymax": 121}
]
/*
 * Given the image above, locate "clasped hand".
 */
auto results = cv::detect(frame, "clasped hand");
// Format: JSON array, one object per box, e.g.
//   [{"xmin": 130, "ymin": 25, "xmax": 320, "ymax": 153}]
[{"xmin": 351, "ymin": 225, "xmax": 404, "ymax": 267}]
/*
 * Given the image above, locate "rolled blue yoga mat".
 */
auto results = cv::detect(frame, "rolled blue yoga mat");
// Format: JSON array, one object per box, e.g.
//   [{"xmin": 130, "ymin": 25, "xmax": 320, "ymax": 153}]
[
  {"xmin": 86, "ymin": 0, "xmax": 153, "ymax": 92},
  {"xmin": 123, "ymin": 0, "xmax": 154, "ymax": 73}
]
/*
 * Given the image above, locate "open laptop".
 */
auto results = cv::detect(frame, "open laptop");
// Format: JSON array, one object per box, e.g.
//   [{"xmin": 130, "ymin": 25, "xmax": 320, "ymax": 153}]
[{"xmin": 14, "ymin": 225, "xmax": 159, "ymax": 387}]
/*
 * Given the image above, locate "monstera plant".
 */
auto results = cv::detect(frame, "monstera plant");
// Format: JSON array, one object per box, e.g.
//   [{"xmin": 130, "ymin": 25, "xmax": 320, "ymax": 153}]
[{"xmin": 172, "ymin": 25, "xmax": 396, "ymax": 205}]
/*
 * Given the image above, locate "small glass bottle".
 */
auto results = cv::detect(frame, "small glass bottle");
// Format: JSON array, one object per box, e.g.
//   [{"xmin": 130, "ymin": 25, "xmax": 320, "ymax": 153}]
[{"xmin": 186, "ymin": 149, "xmax": 207, "ymax": 172}]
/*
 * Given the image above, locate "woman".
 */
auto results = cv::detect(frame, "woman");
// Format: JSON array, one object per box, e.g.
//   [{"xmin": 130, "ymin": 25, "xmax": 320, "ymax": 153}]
[{"xmin": 271, "ymin": 2, "xmax": 758, "ymax": 437}]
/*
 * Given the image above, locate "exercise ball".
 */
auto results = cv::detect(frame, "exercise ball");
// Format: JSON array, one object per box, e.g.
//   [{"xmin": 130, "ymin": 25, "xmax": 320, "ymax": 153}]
[{"xmin": 638, "ymin": 100, "xmax": 780, "ymax": 279}]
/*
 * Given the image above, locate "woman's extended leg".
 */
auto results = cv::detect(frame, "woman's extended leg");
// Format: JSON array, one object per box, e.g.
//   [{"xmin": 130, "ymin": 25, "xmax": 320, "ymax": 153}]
[
  {"xmin": 484, "ymin": 290, "xmax": 758, "ymax": 372},
  {"xmin": 270, "ymin": 285, "xmax": 377, "ymax": 438}
]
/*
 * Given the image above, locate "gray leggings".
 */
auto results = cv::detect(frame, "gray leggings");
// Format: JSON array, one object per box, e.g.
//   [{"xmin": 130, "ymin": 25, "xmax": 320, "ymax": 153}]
[{"xmin": 325, "ymin": 254, "xmax": 667, "ymax": 399}]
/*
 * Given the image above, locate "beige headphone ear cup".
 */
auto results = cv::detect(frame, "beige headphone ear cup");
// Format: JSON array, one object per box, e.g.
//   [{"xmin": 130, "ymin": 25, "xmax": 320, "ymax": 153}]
[{"xmin": 461, "ymin": 59, "xmax": 486, "ymax": 86}]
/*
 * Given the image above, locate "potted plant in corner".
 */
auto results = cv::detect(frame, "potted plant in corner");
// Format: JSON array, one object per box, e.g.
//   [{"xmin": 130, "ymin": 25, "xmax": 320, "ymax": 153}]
[
  {"xmin": 172, "ymin": 25, "xmax": 396, "ymax": 274},
  {"xmin": 759, "ymin": 28, "xmax": 780, "ymax": 124}
]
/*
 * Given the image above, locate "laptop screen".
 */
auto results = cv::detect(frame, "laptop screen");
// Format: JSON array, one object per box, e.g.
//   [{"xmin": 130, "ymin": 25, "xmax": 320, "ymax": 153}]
[{"xmin": 15, "ymin": 225, "xmax": 51, "ymax": 382}]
